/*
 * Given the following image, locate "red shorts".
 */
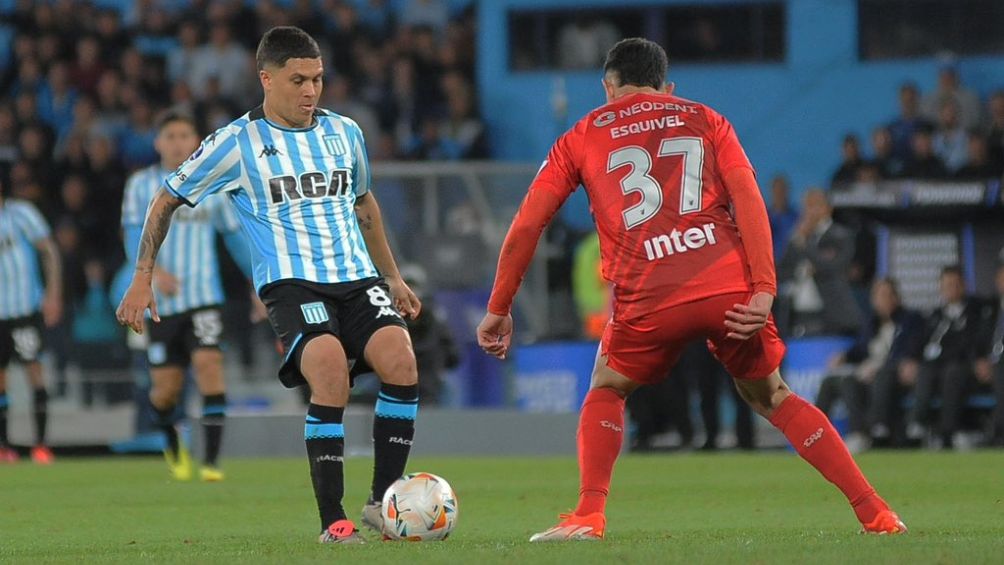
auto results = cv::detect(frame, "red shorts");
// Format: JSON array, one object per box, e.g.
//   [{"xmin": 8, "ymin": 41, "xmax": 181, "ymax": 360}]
[{"xmin": 600, "ymin": 292, "xmax": 786, "ymax": 384}]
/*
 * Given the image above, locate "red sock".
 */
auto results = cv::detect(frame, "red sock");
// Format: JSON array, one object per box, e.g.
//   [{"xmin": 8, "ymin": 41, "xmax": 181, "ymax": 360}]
[
  {"xmin": 574, "ymin": 388, "xmax": 625, "ymax": 516},
  {"xmin": 769, "ymin": 394, "xmax": 889, "ymax": 524}
]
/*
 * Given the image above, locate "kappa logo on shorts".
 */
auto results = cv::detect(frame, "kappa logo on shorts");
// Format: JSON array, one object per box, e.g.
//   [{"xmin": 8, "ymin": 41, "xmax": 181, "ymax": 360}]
[{"xmin": 301, "ymin": 302, "xmax": 330, "ymax": 325}]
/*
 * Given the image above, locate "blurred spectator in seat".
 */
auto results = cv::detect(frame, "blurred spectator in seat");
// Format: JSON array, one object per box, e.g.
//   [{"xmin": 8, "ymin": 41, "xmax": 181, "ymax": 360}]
[
  {"xmin": 322, "ymin": 74, "xmax": 380, "ymax": 145},
  {"xmin": 686, "ymin": 342, "xmax": 755, "ymax": 451},
  {"xmin": 118, "ymin": 98, "xmax": 158, "ymax": 169},
  {"xmin": 69, "ymin": 36, "xmax": 106, "ymax": 97},
  {"xmin": 933, "ymin": 100, "xmax": 968, "ymax": 174},
  {"xmin": 10, "ymin": 56, "xmax": 45, "ymax": 97},
  {"xmin": 438, "ymin": 79, "xmax": 488, "ymax": 159},
  {"xmin": 93, "ymin": 70, "xmax": 127, "ymax": 141},
  {"xmin": 167, "ymin": 21, "xmax": 202, "ymax": 86},
  {"xmin": 37, "ymin": 62, "xmax": 78, "ymax": 140},
  {"xmin": 904, "ymin": 266, "xmax": 985, "ymax": 449},
  {"xmin": 767, "ymin": 174, "xmax": 798, "ymax": 261},
  {"xmin": 94, "ymin": 9, "xmax": 131, "ymax": 64},
  {"xmin": 888, "ymin": 82, "xmax": 930, "ymax": 162},
  {"xmin": 400, "ymin": 0, "xmax": 450, "ymax": 34},
  {"xmin": 901, "ymin": 125, "xmax": 948, "ymax": 179},
  {"xmin": 357, "ymin": 0, "xmax": 394, "ymax": 40},
  {"xmin": 134, "ymin": 8, "xmax": 179, "ymax": 59},
  {"xmin": 187, "ymin": 23, "xmax": 252, "ymax": 105},
  {"xmin": 778, "ymin": 188, "xmax": 863, "ymax": 337},
  {"xmin": 557, "ymin": 16, "xmax": 620, "ymax": 69},
  {"xmin": 831, "ymin": 134, "xmax": 864, "ymax": 186},
  {"xmin": 17, "ymin": 124, "xmax": 57, "ymax": 196},
  {"xmin": 869, "ymin": 126, "xmax": 905, "ymax": 178},
  {"xmin": 324, "ymin": 0, "xmax": 366, "ymax": 80},
  {"xmin": 0, "ymin": 104, "xmax": 18, "ymax": 173},
  {"xmin": 921, "ymin": 61, "xmax": 982, "ymax": 130},
  {"xmin": 954, "ymin": 132, "xmax": 996, "ymax": 181},
  {"xmin": 976, "ymin": 264, "xmax": 1004, "ymax": 446},
  {"xmin": 816, "ymin": 278, "xmax": 924, "ymax": 452},
  {"xmin": 986, "ymin": 90, "xmax": 1004, "ymax": 178}
]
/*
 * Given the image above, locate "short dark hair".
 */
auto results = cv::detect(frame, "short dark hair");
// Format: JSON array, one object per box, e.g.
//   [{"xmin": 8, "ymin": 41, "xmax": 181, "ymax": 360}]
[
  {"xmin": 155, "ymin": 110, "xmax": 198, "ymax": 133},
  {"xmin": 941, "ymin": 265, "xmax": 964, "ymax": 279},
  {"xmin": 256, "ymin": 26, "xmax": 321, "ymax": 71},
  {"xmin": 603, "ymin": 38, "xmax": 667, "ymax": 90}
]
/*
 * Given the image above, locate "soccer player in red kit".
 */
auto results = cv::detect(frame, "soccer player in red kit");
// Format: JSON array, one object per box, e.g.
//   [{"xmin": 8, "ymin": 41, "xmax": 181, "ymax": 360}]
[{"xmin": 477, "ymin": 38, "xmax": 906, "ymax": 541}]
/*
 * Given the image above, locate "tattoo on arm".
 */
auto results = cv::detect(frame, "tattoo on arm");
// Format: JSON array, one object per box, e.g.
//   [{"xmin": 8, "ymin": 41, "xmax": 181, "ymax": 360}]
[
  {"xmin": 358, "ymin": 212, "xmax": 374, "ymax": 231},
  {"xmin": 136, "ymin": 190, "xmax": 182, "ymax": 273}
]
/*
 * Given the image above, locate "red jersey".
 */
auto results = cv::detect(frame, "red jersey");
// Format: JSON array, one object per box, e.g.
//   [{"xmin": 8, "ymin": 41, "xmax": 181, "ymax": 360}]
[{"xmin": 529, "ymin": 92, "xmax": 761, "ymax": 321}]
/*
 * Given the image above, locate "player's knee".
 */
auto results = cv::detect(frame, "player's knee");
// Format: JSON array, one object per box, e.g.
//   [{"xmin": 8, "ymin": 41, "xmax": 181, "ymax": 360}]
[
  {"xmin": 377, "ymin": 351, "xmax": 418, "ymax": 386},
  {"xmin": 300, "ymin": 335, "xmax": 350, "ymax": 401},
  {"xmin": 735, "ymin": 371, "xmax": 789, "ymax": 418}
]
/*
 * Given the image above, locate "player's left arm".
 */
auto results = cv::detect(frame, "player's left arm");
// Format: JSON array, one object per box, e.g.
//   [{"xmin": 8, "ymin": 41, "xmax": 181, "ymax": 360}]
[
  {"xmin": 354, "ymin": 192, "xmax": 420, "ymax": 319},
  {"xmin": 14, "ymin": 202, "xmax": 62, "ymax": 327},
  {"xmin": 349, "ymin": 121, "xmax": 420, "ymax": 319},
  {"xmin": 116, "ymin": 188, "xmax": 185, "ymax": 332},
  {"xmin": 714, "ymin": 114, "xmax": 777, "ymax": 340}
]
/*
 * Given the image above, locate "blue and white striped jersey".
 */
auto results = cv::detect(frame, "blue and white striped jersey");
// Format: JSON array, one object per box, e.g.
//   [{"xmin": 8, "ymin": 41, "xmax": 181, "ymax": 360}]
[
  {"xmin": 122, "ymin": 164, "xmax": 248, "ymax": 317},
  {"xmin": 164, "ymin": 107, "xmax": 378, "ymax": 292},
  {"xmin": 0, "ymin": 199, "xmax": 50, "ymax": 320}
]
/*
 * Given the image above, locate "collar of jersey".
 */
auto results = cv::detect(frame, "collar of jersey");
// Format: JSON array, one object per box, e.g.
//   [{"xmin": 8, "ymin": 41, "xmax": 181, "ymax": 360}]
[{"xmin": 263, "ymin": 116, "xmax": 320, "ymax": 132}]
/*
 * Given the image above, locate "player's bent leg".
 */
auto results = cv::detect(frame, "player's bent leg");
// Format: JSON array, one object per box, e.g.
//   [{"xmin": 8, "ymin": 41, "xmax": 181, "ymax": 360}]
[
  {"xmin": 361, "ymin": 326, "xmax": 419, "ymax": 535},
  {"xmin": 192, "ymin": 348, "xmax": 226, "ymax": 481},
  {"xmin": 25, "ymin": 361, "xmax": 53, "ymax": 464},
  {"xmin": 734, "ymin": 369, "xmax": 906, "ymax": 534},
  {"xmin": 531, "ymin": 355, "xmax": 640, "ymax": 543},
  {"xmin": 299, "ymin": 334, "xmax": 363, "ymax": 543},
  {"xmin": 150, "ymin": 367, "xmax": 190, "ymax": 480}
]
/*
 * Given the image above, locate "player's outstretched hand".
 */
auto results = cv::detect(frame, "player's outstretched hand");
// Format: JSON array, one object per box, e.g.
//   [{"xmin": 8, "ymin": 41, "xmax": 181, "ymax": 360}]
[
  {"xmin": 477, "ymin": 312, "xmax": 513, "ymax": 359},
  {"xmin": 387, "ymin": 276, "xmax": 421, "ymax": 319},
  {"xmin": 116, "ymin": 279, "xmax": 159, "ymax": 334},
  {"xmin": 724, "ymin": 291, "xmax": 773, "ymax": 340}
]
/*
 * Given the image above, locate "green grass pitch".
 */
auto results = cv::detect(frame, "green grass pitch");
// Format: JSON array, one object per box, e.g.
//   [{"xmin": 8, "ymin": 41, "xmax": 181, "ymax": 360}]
[{"xmin": 2, "ymin": 451, "xmax": 1002, "ymax": 564}]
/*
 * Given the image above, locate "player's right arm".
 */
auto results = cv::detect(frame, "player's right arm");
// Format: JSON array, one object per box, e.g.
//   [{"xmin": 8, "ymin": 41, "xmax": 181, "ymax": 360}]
[
  {"xmin": 116, "ymin": 125, "xmax": 242, "ymax": 333},
  {"xmin": 710, "ymin": 113, "xmax": 777, "ymax": 340},
  {"xmin": 116, "ymin": 188, "xmax": 185, "ymax": 332},
  {"xmin": 477, "ymin": 129, "xmax": 582, "ymax": 359}
]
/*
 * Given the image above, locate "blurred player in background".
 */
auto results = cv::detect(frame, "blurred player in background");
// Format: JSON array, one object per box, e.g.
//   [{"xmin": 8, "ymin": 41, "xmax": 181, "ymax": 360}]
[
  {"xmin": 121, "ymin": 112, "xmax": 257, "ymax": 482},
  {"xmin": 478, "ymin": 38, "xmax": 906, "ymax": 540},
  {"xmin": 0, "ymin": 179, "xmax": 62, "ymax": 464},
  {"xmin": 117, "ymin": 27, "xmax": 421, "ymax": 544}
]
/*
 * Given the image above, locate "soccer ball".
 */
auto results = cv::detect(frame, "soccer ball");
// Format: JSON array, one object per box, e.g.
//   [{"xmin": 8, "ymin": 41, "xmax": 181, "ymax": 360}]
[{"xmin": 381, "ymin": 472, "xmax": 458, "ymax": 541}]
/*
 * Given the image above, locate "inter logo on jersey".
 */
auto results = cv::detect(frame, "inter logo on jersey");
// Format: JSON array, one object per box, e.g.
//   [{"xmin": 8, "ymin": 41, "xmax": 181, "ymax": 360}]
[{"xmin": 301, "ymin": 302, "xmax": 329, "ymax": 324}]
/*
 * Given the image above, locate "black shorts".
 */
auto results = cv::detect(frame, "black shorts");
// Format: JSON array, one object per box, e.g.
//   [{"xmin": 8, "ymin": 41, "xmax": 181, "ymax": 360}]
[
  {"xmin": 261, "ymin": 277, "xmax": 407, "ymax": 388},
  {"xmin": 146, "ymin": 307, "xmax": 224, "ymax": 368},
  {"xmin": 0, "ymin": 313, "xmax": 45, "ymax": 367}
]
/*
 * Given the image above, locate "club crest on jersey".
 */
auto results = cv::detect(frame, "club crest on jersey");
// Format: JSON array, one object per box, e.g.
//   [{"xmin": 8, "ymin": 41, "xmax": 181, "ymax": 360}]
[
  {"xmin": 301, "ymin": 302, "xmax": 329, "ymax": 325},
  {"xmin": 323, "ymin": 134, "xmax": 346, "ymax": 156},
  {"xmin": 268, "ymin": 169, "xmax": 352, "ymax": 203}
]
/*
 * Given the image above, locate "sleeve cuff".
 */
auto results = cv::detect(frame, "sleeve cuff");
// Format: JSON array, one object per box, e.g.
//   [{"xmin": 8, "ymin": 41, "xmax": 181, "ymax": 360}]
[{"xmin": 164, "ymin": 183, "xmax": 196, "ymax": 207}]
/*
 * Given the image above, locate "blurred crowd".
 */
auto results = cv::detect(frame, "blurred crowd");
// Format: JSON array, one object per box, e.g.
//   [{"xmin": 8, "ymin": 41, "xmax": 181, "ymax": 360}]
[
  {"xmin": 0, "ymin": 0, "xmax": 479, "ymax": 402},
  {"xmin": 830, "ymin": 63, "xmax": 1004, "ymax": 185}
]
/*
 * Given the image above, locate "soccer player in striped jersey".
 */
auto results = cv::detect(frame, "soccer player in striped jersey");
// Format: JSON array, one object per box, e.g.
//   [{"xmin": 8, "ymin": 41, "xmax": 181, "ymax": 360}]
[
  {"xmin": 121, "ymin": 111, "xmax": 256, "ymax": 482},
  {"xmin": 117, "ymin": 27, "xmax": 422, "ymax": 544},
  {"xmin": 0, "ymin": 180, "xmax": 62, "ymax": 465}
]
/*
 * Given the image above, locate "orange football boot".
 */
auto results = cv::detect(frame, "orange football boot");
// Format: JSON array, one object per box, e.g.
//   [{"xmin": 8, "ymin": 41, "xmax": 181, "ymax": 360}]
[{"xmin": 529, "ymin": 512, "xmax": 606, "ymax": 542}]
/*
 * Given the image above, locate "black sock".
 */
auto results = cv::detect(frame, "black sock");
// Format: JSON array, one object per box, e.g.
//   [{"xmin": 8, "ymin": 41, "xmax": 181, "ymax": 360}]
[
  {"xmin": 372, "ymin": 383, "xmax": 418, "ymax": 502},
  {"xmin": 153, "ymin": 404, "xmax": 179, "ymax": 457},
  {"xmin": 305, "ymin": 403, "xmax": 346, "ymax": 531},
  {"xmin": 32, "ymin": 387, "xmax": 48, "ymax": 446},
  {"xmin": 202, "ymin": 393, "xmax": 226, "ymax": 467},
  {"xmin": 0, "ymin": 391, "xmax": 8, "ymax": 447}
]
